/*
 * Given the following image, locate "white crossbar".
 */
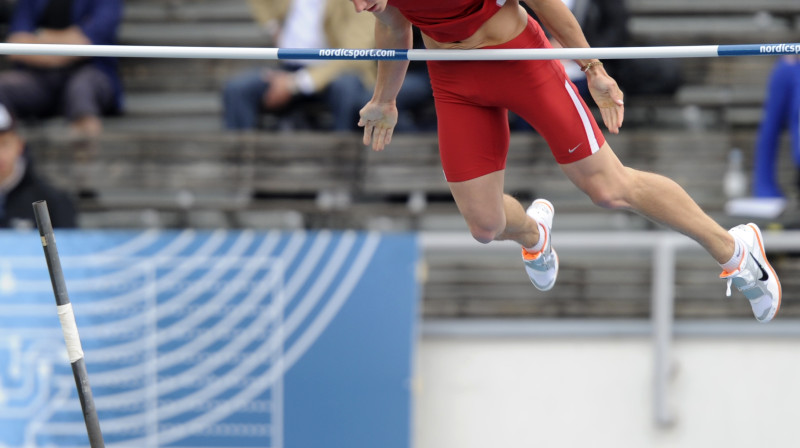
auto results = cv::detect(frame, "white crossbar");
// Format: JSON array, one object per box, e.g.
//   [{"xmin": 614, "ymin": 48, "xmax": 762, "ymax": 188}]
[{"xmin": 0, "ymin": 42, "xmax": 796, "ymax": 60}]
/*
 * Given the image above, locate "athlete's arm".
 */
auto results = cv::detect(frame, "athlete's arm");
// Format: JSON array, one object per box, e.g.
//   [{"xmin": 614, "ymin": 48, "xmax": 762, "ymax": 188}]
[
  {"xmin": 356, "ymin": 4, "xmax": 412, "ymax": 150},
  {"xmin": 522, "ymin": 0, "xmax": 594, "ymax": 69},
  {"xmin": 523, "ymin": 0, "xmax": 625, "ymax": 133},
  {"xmin": 371, "ymin": 6, "xmax": 412, "ymax": 105}
]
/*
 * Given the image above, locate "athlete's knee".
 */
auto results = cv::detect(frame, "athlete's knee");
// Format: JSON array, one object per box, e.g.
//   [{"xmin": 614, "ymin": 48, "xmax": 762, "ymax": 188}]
[
  {"xmin": 465, "ymin": 215, "xmax": 505, "ymax": 244},
  {"xmin": 468, "ymin": 224, "xmax": 502, "ymax": 244},
  {"xmin": 582, "ymin": 176, "xmax": 635, "ymax": 210},
  {"xmin": 586, "ymin": 187, "xmax": 627, "ymax": 209}
]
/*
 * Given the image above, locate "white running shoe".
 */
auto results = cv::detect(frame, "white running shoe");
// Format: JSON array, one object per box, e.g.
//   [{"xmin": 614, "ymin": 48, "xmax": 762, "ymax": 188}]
[
  {"xmin": 522, "ymin": 199, "xmax": 559, "ymax": 291},
  {"xmin": 721, "ymin": 223, "xmax": 782, "ymax": 323}
]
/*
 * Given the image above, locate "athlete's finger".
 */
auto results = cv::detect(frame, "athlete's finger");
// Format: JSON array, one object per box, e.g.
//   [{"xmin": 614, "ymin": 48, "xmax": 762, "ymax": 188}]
[
  {"xmin": 363, "ymin": 122, "xmax": 373, "ymax": 146},
  {"xmin": 371, "ymin": 125, "xmax": 382, "ymax": 151},
  {"xmin": 600, "ymin": 107, "xmax": 619, "ymax": 134},
  {"xmin": 610, "ymin": 108, "xmax": 622, "ymax": 133},
  {"xmin": 383, "ymin": 127, "xmax": 394, "ymax": 148},
  {"xmin": 374, "ymin": 126, "xmax": 388, "ymax": 151},
  {"xmin": 615, "ymin": 103, "xmax": 625, "ymax": 129},
  {"xmin": 611, "ymin": 94, "xmax": 624, "ymax": 108}
]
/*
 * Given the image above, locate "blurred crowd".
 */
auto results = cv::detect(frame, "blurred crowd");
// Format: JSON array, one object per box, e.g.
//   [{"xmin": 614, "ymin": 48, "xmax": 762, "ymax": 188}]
[{"xmin": 0, "ymin": 0, "xmax": 795, "ymax": 230}]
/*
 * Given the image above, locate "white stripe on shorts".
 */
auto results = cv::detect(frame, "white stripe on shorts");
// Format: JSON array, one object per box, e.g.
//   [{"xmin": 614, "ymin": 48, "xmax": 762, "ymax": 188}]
[{"xmin": 564, "ymin": 80, "xmax": 600, "ymax": 154}]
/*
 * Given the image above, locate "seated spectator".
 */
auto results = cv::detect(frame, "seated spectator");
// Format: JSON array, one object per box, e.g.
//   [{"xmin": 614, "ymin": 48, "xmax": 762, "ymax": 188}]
[
  {"xmin": 0, "ymin": 104, "xmax": 77, "ymax": 229},
  {"xmin": 752, "ymin": 55, "xmax": 800, "ymax": 199},
  {"xmin": 0, "ymin": 0, "xmax": 123, "ymax": 138},
  {"xmin": 223, "ymin": 0, "xmax": 377, "ymax": 132}
]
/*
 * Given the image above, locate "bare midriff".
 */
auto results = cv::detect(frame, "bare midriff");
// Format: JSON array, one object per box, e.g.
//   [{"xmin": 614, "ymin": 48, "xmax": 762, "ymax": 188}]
[{"xmin": 421, "ymin": 0, "xmax": 527, "ymax": 49}]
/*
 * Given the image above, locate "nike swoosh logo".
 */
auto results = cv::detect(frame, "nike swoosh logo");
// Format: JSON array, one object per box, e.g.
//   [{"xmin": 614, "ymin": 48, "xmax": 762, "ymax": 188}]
[
  {"xmin": 568, "ymin": 143, "xmax": 582, "ymax": 153},
  {"xmin": 751, "ymin": 253, "xmax": 769, "ymax": 281}
]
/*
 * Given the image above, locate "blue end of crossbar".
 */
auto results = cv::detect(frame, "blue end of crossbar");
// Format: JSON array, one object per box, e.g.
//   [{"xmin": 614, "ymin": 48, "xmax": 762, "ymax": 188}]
[
  {"xmin": 278, "ymin": 48, "xmax": 409, "ymax": 60},
  {"xmin": 719, "ymin": 43, "xmax": 800, "ymax": 57}
]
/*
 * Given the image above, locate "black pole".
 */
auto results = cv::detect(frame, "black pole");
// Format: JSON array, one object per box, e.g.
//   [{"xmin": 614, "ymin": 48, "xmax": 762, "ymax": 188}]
[{"xmin": 32, "ymin": 200, "xmax": 105, "ymax": 448}]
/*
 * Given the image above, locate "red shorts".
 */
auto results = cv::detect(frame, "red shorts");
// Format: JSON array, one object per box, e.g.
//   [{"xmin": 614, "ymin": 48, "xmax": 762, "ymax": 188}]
[{"xmin": 427, "ymin": 16, "xmax": 606, "ymax": 182}]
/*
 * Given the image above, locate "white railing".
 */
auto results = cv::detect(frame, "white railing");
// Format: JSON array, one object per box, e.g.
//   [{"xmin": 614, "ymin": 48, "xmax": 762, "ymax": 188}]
[{"xmin": 420, "ymin": 230, "xmax": 800, "ymax": 427}]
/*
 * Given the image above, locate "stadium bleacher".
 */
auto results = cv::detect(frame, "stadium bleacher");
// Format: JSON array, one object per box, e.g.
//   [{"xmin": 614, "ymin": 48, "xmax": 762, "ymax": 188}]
[{"xmin": 16, "ymin": 0, "xmax": 800, "ymax": 319}]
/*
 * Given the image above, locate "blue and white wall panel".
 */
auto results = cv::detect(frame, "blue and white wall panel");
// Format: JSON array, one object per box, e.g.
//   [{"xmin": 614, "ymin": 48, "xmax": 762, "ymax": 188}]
[{"xmin": 0, "ymin": 230, "xmax": 419, "ymax": 448}]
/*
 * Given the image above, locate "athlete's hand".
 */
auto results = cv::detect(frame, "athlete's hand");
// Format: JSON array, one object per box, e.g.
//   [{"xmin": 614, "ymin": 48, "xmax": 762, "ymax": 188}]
[
  {"xmin": 359, "ymin": 100, "xmax": 398, "ymax": 151},
  {"xmin": 587, "ymin": 70, "xmax": 625, "ymax": 134}
]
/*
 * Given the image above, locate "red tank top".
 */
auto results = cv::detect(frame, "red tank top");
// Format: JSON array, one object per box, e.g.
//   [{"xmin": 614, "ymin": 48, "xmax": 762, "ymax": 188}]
[{"xmin": 388, "ymin": 0, "xmax": 505, "ymax": 43}]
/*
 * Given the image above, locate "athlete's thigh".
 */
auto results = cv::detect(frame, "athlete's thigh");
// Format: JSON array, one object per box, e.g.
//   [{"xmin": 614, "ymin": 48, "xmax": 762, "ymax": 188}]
[
  {"xmin": 510, "ymin": 62, "xmax": 605, "ymax": 164},
  {"xmin": 448, "ymin": 170, "xmax": 507, "ymax": 228},
  {"xmin": 435, "ymin": 98, "xmax": 510, "ymax": 183},
  {"xmin": 558, "ymin": 141, "xmax": 628, "ymax": 195}
]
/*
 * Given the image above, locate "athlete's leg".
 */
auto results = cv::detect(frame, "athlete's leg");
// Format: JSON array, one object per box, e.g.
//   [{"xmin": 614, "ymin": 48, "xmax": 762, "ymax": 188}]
[
  {"xmin": 559, "ymin": 141, "xmax": 735, "ymax": 263},
  {"xmin": 448, "ymin": 171, "xmax": 539, "ymax": 247},
  {"xmin": 449, "ymin": 169, "xmax": 559, "ymax": 291},
  {"xmin": 430, "ymin": 86, "xmax": 542, "ymax": 248}
]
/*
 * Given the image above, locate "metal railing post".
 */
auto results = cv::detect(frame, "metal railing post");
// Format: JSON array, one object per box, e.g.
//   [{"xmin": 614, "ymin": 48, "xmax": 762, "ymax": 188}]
[{"xmin": 652, "ymin": 236, "xmax": 676, "ymax": 427}]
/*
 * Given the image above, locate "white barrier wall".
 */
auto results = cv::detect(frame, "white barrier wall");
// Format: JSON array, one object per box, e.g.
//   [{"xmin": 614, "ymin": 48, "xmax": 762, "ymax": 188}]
[{"xmin": 414, "ymin": 336, "xmax": 800, "ymax": 448}]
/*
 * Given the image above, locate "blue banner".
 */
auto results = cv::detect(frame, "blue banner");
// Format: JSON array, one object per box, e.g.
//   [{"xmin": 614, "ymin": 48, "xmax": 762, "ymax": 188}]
[
  {"xmin": 718, "ymin": 43, "xmax": 800, "ymax": 57},
  {"xmin": 0, "ymin": 230, "xmax": 418, "ymax": 448},
  {"xmin": 277, "ymin": 48, "xmax": 408, "ymax": 60}
]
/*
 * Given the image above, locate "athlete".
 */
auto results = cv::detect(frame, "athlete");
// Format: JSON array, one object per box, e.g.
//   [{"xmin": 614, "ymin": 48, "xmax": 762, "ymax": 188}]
[{"xmin": 350, "ymin": 0, "xmax": 781, "ymax": 322}]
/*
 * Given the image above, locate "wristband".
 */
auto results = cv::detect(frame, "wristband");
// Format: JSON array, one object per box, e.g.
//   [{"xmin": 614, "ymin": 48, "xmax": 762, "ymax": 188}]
[{"xmin": 580, "ymin": 61, "xmax": 603, "ymax": 73}]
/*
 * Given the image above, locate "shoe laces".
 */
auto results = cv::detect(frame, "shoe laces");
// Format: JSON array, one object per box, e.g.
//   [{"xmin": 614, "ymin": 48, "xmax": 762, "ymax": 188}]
[
  {"xmin": 722, "ymin": 269, "xmax": 747, "ymax": 298},
  {"xmin": 721, "ymin": 238, "xmax": 748, "ymax": 298},
  {"xmin": 535, "ymin": 251, "xmax": 552, "ymax": 269},
  {"xmin": 722, "ymin": 255, "xmax": 769, "ymax": 301}
]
